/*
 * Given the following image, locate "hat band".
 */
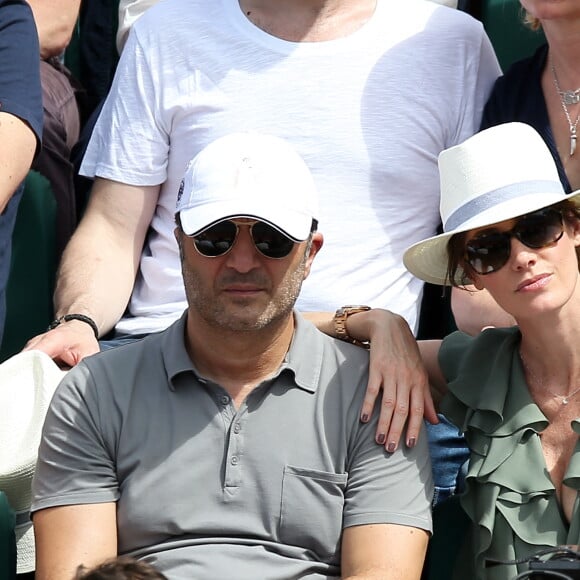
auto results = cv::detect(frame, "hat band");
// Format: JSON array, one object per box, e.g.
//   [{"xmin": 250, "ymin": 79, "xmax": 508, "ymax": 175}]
[{"xmin": 444, "ymin": 180, "xmax": 563, "ymax": 232}]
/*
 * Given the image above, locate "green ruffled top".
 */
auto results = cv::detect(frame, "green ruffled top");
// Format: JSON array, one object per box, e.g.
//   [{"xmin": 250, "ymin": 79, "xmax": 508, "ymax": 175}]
[{"xmin": 439, "ymin": 327, "xmax": 580, "ymax": 580}]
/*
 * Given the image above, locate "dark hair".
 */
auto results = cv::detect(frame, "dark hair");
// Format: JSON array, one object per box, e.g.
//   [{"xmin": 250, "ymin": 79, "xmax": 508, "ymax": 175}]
[
  {"xmin": 74, "ymin": 557, "xmax": 168, "ymax": 580},
  {"xmin": 446, "ymin": 200, "xmax": 580, "ymax": 287}
]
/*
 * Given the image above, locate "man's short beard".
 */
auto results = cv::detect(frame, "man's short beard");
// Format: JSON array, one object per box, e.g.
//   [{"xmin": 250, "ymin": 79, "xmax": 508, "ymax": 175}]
[{"xmin": 181, "ymin": 242, "xmax": 311, "ymax": 333}]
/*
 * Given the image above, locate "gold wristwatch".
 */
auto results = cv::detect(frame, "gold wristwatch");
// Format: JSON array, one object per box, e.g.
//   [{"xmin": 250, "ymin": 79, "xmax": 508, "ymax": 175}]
[{"xmin": 333, "ymin": 305, "xmax": 371, "ymax": 348}]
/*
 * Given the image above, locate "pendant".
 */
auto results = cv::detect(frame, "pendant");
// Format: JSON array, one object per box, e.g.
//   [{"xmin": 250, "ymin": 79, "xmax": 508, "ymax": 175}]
[
  {"xmin": 571, "ymin": 126, "xmax": 577, "ymax": 157},
  {"xmin": 563, "ymin": 90, "xmax": 580, "ymax": 105},
  {"xmin": 563, "ymin": 398, "xmax": 570, "ymax": 405}
]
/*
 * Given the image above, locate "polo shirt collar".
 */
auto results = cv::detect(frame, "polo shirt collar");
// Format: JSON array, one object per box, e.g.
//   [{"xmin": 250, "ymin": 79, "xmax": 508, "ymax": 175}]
[
  {"xmin": 161, "ymin": 311, "xmax": 197, "ymax": 391},
  {"xmin": 160, "ymin": 310, "xmax": 325, "ymax": 394},
  {"xmin": 279, "ymin": 312, "xmax": 323, "ymax": 394}
]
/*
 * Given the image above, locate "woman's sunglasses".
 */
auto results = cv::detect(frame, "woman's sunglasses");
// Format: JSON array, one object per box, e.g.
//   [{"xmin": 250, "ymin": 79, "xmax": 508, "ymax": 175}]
[
  {"xmin": 465, "ymin": 208, "xmax": 564, "ymax": 275},
  {"xmin": 190, "ymin": 219, "xmax": 296, "ymax": 259}
]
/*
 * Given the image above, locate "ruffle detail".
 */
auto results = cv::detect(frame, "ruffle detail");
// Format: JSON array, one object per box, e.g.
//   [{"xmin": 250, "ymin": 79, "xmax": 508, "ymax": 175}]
[{"xmin": 439, "ymin": 328, "xmax": 580, "ymax": 580}]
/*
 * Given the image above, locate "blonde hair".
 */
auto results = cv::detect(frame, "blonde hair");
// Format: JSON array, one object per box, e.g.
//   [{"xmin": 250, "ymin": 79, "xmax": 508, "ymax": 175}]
[{"xmin": 522, "ymin": 9, "xmax": 541, "ymax": 31}]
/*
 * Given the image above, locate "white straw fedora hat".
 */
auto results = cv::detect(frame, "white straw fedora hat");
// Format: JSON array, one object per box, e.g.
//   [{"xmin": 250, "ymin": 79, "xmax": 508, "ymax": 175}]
[
  {"xmin": 403, "ymin": 122, "xmax": 580, "ymax": 286},
  {"xmin": 0, "ymin": 350, "xmax": 67, "ymax": 573}
]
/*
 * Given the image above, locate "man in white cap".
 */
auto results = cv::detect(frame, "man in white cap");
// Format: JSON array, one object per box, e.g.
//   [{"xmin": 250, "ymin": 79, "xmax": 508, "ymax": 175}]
[
  {"xmin": 31, "ymin": 134, "xmax": 433, "ymax": 580},
  {"xmin": 25, "ymin": 0, "xmax": 499, "ymax": 507}
]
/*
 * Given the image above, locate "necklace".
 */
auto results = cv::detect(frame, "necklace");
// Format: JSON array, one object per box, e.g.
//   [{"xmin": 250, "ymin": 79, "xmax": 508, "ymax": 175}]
[
  {"xmin": 521, "ymin": 353, "xmax": 580, "ymax": 405},
  {"xmin": 551, "ymin": 59, "xmax": 580, "ymax": 157}
]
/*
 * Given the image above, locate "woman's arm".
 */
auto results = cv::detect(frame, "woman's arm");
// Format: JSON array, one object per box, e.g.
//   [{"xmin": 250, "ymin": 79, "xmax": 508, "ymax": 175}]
[{"xmin": 304, "ymin": 309, "xmax": 440, "ymax": 452}]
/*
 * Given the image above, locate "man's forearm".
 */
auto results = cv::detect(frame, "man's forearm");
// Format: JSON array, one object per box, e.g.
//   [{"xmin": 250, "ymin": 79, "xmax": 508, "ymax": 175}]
[
  {"xmin": 24, "ymin": 180, "xmax": 159, "ymax": 365},
  {"xmin": 53, "ymin": 181, "xmax": 159, "ymax": 334},
  {"xmin": 53, "ymin": 225, "xmax": 139, "ymax": 337}
]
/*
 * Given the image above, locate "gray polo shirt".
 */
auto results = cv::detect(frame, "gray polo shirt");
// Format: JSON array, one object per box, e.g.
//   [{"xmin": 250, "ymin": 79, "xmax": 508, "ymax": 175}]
[{"xmin": 32, "ymin": 313, "xmax": 433, "ymax": 579}]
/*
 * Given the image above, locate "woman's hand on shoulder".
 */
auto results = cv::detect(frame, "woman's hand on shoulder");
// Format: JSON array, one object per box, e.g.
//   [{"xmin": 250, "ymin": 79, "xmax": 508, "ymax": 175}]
[{"xmin": 342, "ymin": 309, "xmax": 439, "ymax": 452}]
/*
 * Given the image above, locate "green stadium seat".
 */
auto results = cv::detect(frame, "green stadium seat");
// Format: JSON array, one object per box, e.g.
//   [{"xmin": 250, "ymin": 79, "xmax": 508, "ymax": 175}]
[
  {"xmin": 0, "ymin": 492, "xmax": 16, "ymax": 580},
  {"xmin": 0, "ymin": 171, "xmax": 57, "ymax": 361}
]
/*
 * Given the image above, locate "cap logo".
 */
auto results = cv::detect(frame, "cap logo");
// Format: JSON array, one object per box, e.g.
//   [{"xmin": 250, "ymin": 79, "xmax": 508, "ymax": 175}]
[
  {"xmin": 234, "ymin": 157, "xmax": 256, "ymax": 192},
  {"xmin": 177, "ymin": 179, "xmax": 185, "ymax": 203}
]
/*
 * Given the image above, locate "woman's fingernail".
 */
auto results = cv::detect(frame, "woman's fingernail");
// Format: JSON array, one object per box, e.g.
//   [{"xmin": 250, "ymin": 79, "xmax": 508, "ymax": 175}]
[
  {"xmin": 377, "ymin": 433, "xmax": 386, "ymax": 445},
  {"xmin": 361, "ymin": 413, "xmax": 369, "ymax": 423},
  {"xmin": 407, "ymin": 437, "xmax": 416, "ymax": 448},
  {"xmin": 387, "ymin": 442, "xmax": 396, "ymax": 453}
]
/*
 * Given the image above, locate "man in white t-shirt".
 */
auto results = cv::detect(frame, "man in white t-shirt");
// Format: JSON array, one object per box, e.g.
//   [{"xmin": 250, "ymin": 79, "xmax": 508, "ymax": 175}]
[
  {"xmin": 30, "ymin": 0, "xmax": 499, "ymax": 344},
  {"xmin": 26, "ymin": 0, "xmax": 500, "ymax": 502}
]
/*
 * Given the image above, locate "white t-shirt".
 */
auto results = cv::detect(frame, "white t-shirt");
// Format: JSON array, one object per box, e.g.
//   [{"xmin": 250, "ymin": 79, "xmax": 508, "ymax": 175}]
[{"xmin": 81, "ymin": 0, "xmax": 500, "ymax": 335}]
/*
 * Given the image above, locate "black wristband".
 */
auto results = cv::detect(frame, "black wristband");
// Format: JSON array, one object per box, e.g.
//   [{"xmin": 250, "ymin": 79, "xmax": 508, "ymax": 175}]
[{"xmin": 48, "ymin": 314, "xmax": 99, "ymax": 339}]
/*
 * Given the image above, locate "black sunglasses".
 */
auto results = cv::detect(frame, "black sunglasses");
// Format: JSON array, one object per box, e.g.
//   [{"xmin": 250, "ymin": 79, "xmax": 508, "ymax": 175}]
[
  {"xmin": 190, "ymin": 219, "xmax": 296, "ymax": 259},
  {"xmin": 465, "ymin": 208, "xmax": 564, "ymax": 275}
]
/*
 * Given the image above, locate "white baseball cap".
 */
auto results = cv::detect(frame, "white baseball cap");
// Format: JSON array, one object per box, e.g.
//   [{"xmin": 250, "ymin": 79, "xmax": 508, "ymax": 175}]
[{"xmin": 176, "ymin": 133, "xmax": 319, "ymax": 241}]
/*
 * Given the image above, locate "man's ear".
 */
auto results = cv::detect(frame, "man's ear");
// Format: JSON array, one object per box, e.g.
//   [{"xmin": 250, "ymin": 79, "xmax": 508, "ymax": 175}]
[
  {"xmin": 175, "ymin": 227, "xmax": 185, "ymax": 261},
  {"xmin": 303, "ymin": 232, "xmax": 323, "ymax": 279}
]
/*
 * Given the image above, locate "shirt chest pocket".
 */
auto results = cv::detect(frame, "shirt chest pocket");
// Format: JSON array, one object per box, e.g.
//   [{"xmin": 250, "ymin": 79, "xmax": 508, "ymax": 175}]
[{"xmin": 279, "ymin": 465, "xmax": 348, "ymax": 560}]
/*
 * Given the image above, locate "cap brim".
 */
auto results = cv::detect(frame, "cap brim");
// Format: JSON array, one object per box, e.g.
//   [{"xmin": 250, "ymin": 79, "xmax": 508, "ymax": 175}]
[{"xmin": 179, "ymin": 199, "xmax": 313, "ymax": 242}]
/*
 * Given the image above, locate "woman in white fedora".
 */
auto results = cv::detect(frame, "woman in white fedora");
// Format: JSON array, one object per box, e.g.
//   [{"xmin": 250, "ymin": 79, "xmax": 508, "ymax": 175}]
[{"xmin": 337, "ymin": 121, "xmax": 580, "ymax": 579}]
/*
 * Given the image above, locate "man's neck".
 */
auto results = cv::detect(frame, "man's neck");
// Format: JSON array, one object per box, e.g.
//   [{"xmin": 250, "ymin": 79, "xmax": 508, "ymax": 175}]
[
  {"xmin": 238, "ymin": 0, "xmax": 377, "ymax": 42},
  {"xmin": 184, "ymin": 312, "xmax": 296, "ymax": 404}
]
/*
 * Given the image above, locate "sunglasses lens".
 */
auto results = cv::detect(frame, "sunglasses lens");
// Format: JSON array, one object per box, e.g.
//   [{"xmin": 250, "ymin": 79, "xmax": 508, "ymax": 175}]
[
  {"xmin": 252, "ymin": 222, "xmax": 295, "ymax": 258},
  {"xmin": 465, "ymin": 209, "xmax": 564, "ymax": 275},
  {"xmin": 466, "ymin": 233, "xmax": 511, "ymax": 275},
  {"xmin": 193, "ymin": 221, "xmax": 238, "ymax": 257},
  {"xmin": 515, "ymin": 209, "xmax": 564, "ymax": 249}
]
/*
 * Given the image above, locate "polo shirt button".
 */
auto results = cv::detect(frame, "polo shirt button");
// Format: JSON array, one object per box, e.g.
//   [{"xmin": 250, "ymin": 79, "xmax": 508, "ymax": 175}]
[
  {"xmin": 220, "ymin": 395, "xmax": 230, "ymax": 405},
  {"xmin": 233, "ymin": 424, "xmax": 241, "ymax": 434},
  {"xmin": 231, "ymin": 456, "xmax": 239, "ymax": 465}
]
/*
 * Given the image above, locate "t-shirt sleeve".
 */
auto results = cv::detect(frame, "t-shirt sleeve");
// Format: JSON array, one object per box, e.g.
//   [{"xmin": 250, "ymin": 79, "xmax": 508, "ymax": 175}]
[
  {"xmin": 453, "ymin": 23, "xmax": 501, "ymax": 147},
  {"xmin": 0, "ymin": 0, "xmax": 43, "ymax": 147},
  {"xmin": 342, "ymin": 396, "xmax": 433, "ymax": 533},
  {"xmin": 80, "ymin": 26, "xmax": 169, "ymax": 185},
  {"xmin": 31, "ymin": 363, "xmax": 120, "ymax": 513}
]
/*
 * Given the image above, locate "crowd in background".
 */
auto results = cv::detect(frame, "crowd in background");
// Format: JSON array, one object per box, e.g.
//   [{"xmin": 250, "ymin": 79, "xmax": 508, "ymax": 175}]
[{"xmin": 4, "ymin": 1, "xmax": 578, "ymax": 579}]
